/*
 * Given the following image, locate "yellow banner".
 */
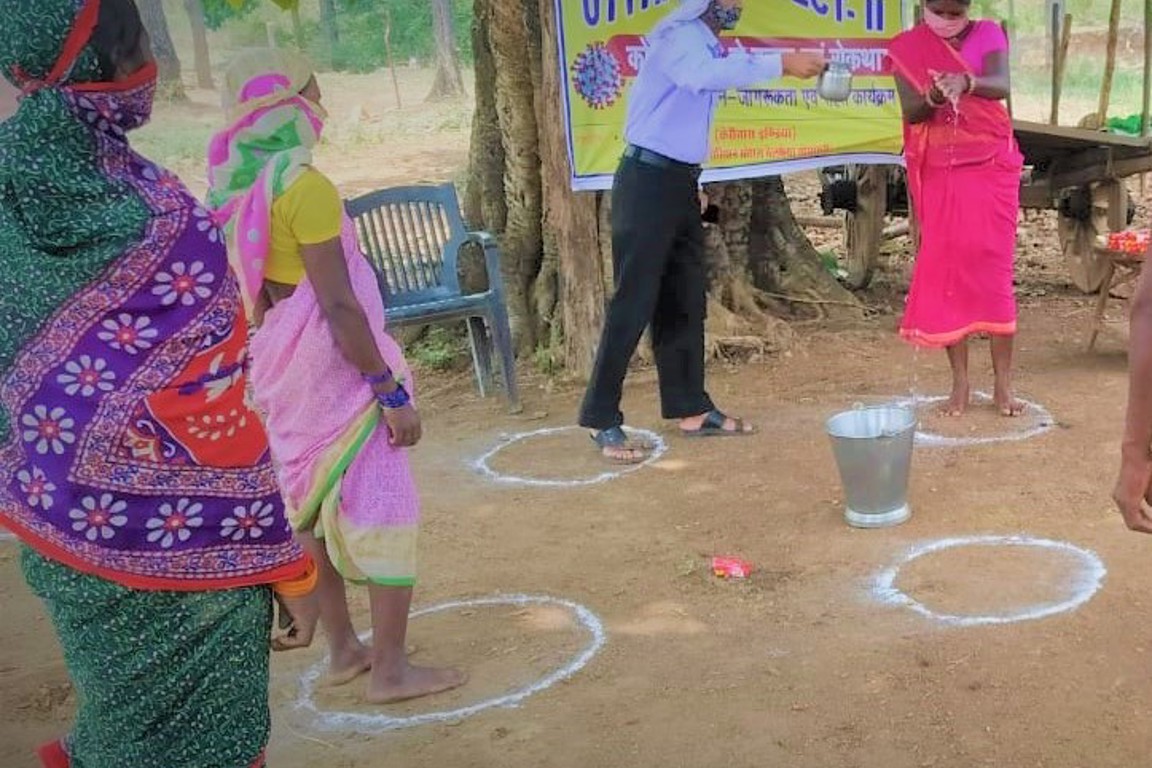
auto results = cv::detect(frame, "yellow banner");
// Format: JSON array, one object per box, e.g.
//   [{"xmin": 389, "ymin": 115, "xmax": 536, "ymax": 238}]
[{"xmin": 557, "ymin": 0, "xmax": 907, "ymax": 190}]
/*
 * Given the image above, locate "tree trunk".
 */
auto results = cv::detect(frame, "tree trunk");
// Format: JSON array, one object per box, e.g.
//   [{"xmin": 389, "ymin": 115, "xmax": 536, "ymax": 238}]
[
  {"xmin": 319, "ymin": 0, "xmax": 340, "ymax": 69},
  {"xmin": 538, "ymin": 0, "xmax": 605, "ymax": 374},
  {"xmin": 427, "ymin": 0, "xmax": 467, "ymax": 100},
  {"xmin": 137, "ymin": 0, "xmax": 185, "ymax": 100},
  {"xmin": 483, "ymin": 0, "xmax": 545, "ymax": 354},
  {"xmin": 709, "ymin": 178, "xmax": 861, "ymax": 323},
  {"xmin": 183, "ymin": 0, "xmax": 213, "ymax": 89},
  {"xmin": 464, "ymin": 0, "xmax": 507, "ymax": 233},
  {"xmin": 470, "ymin": 0, "xmax": 860, "ymax": 377}
]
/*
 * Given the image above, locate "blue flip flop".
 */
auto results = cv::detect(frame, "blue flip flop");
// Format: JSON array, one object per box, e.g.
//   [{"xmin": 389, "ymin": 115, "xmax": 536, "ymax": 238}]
[{"xmin": 591, "ymin": 426, "xmax": 651, "ymax": 464}]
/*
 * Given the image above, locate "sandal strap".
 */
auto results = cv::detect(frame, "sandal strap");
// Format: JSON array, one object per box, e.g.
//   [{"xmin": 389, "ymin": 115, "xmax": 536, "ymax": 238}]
[
  {"xmin": 701, "ymin": 410, "xmax": 728, "ymax": 431},
  {"xmin": 591, "ymin": 426, "xmax": 629, "ymax": 448}
]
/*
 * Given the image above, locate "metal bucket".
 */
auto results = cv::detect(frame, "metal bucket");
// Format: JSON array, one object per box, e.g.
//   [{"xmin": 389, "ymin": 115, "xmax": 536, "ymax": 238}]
[{"xmin": 826, "ymin": 405, "xmax": 916, "ymax": 528}]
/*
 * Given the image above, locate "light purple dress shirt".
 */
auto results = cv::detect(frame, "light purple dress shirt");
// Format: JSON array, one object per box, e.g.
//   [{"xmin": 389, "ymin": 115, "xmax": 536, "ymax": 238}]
[{"xmin": 624, "ymin": 20, "xmax": 784, "ymax": 165}]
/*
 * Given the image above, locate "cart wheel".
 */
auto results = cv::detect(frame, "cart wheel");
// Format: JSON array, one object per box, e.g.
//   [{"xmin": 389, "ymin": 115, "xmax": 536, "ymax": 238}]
[
  {"xmin": 842, "ymin": 164, "xmax": 887, "ymax": 290},
  {"xmin": 1057, "ymin": 184, "xmax": 1111, "ymax": 294}
]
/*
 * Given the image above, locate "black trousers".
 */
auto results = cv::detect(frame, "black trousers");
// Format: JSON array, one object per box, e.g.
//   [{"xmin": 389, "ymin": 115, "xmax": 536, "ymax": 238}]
[{"xmin": 578, "ymin": 154, "xmax": 714, "ymax": 430}]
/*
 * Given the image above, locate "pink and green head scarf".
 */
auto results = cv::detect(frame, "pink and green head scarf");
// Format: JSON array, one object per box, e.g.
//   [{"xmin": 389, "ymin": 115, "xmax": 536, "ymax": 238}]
[{"xmin": 206, "ymin": 48, "xmax": 325, "ymax": 320}]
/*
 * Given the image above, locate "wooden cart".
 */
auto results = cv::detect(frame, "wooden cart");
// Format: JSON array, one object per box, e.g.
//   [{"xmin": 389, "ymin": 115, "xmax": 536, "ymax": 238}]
[{"xmin": 828, "ymin": 124, "xmax": 1152, "ymax": 291}]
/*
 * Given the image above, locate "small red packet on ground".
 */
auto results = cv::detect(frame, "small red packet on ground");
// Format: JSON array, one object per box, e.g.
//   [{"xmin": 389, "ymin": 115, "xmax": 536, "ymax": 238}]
[{"xmin": 711, "ymin": 556, "xmax": 753, "ymax": 579}]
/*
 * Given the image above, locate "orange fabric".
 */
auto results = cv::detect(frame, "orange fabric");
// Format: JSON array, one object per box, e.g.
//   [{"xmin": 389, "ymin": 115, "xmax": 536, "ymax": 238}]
[
  {"xmin": 899, "ymin": 320, "xmax": 1017, "ymax": 349},
  {"xmin": 273, "ymin": 556, "xmax": 318, "ymax": 597}
]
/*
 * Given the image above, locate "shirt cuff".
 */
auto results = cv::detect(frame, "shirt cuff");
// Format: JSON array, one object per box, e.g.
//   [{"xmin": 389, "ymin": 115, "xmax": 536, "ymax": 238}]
[{"xmin": 753, "ymin": 53, "xmax": 783, "ymax": 83}]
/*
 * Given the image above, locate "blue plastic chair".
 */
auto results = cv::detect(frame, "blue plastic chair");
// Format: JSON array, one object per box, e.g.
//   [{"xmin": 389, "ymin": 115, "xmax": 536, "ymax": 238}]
[{"xmin": 345, "ymin": 183, "xmax": 520, "ymax": 411}]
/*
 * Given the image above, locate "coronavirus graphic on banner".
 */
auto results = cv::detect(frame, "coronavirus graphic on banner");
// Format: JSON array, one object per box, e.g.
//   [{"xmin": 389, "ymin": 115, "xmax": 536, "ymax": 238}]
[{"xmin": 572, "ymin": 42, "xmax": 624, "ymax": 109}]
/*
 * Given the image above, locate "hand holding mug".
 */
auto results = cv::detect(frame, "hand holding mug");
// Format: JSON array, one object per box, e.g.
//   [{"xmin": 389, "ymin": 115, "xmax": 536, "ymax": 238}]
[{"xmin": 782, "ymin": 52, "xmax": 828, "ymax": 79}]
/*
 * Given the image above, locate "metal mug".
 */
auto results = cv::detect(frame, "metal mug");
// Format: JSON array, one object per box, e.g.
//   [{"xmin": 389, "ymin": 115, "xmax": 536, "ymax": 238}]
[{"xmin": 818, "ymin": 61, "xmax": 854, "ymax": 102}]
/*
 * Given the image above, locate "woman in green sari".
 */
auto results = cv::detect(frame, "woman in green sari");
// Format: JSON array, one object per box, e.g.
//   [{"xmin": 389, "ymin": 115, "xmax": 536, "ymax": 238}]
[{"xmin": 0, "ymin": 1, "xmax": 311, "ymax": 765}]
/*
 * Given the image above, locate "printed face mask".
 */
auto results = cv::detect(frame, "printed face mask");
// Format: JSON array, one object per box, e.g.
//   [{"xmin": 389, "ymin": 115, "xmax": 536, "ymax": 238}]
[
  {"xmin": 71, "ymin": 62, "xmax": 159, "ymax": 139},
  {"xmin": 923, "ymin": 5, "xmax": 968, "ymax": 38},
  {"xmin": 706, "ymin": 1, "xmax": 742, "ymax": 31}
]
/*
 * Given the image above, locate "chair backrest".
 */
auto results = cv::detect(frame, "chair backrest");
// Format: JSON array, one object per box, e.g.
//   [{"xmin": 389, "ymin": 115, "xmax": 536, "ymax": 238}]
[{"xmin": 345, "ymin": 183, "xmax": 469, "ymax": 307}]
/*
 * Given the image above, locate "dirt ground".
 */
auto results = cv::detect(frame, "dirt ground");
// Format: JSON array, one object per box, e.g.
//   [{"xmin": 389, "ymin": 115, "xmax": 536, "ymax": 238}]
[{"xmin": 5, "ymin": 68, "xmax": 1152, "ymax": 768}]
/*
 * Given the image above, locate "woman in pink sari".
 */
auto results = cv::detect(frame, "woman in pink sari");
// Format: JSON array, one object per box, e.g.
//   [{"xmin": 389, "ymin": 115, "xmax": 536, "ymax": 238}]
[
  {"xmin": 888, "ymin": 0, "xmax": 1024, "ymax": 416},
  {"xmin": 207, "ymin": 49, "xmax": 466, "ymax": 704}
]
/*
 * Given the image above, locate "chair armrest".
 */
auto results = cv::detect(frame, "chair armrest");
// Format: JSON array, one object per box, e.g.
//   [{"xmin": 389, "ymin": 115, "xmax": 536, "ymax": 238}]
[{"xmin": 464, "ymin": 230, "xmax": 506, "ymax": 298}]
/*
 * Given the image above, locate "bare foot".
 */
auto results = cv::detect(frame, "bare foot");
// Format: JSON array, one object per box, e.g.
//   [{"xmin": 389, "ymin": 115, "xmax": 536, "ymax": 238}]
[
  {"xmin": 940, "ymin": 385, "xmax": 969, "ymax": 417},
  {"xmin": 600, "ymin": 443, "xmax": 649, "ymax": 463},
  {"xmin": 994, "ymin": 388, "xmax": 1025, "ymax": 417},
  {"xmin": 272, "ymin": 593, "xmax": 320, "ymax": 652},
  {"xmin": 324, "ymin": 643, "xmax": 374, "ymax": 687},
  {"xmin": 365, "ymin": 663, "xmax": 468, "ymax": 705}
]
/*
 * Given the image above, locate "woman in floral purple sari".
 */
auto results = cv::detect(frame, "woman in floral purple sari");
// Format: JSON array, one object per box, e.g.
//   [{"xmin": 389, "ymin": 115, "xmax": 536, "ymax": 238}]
[{"xmin": 0, "ymin": 1, "xmax": 309, "ymax": 766}]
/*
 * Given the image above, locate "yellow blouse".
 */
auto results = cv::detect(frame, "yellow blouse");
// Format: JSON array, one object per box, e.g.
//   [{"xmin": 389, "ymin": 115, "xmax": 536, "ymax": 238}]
[{"xmin": 266, "ymin": 168, "xmax": 343, "ymax": 285}]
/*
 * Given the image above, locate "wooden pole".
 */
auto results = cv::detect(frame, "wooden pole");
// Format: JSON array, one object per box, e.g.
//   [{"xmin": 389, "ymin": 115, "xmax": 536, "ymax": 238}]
[
  {"xmin": 1050, "ymin": 14, "xmax": 1072, "ymax": 125},
  {"xmin": 1098, "ymin": 0, "xmax": 1122, "ymax": 127},
  {"xmin": 796, "ymin": 216, "xmax": 841, "ymax": 230},
  {"xmin": 291, "ymin": 5, "xmax": 305, "ymax": 50},
  {"xmin": 1007, "ymin": 0, "xmax": 1016, "ymax": 50},
  {"xmin": 1002, "ymin": 19, "xmax": 1014, "ymax": 118},
  {"xmin": 383, "ymin": 10, "xmax": 402, "ymax": 109},
  {"xmin": 1050, "ymin": 2, "xmax": 1061, "ymax": 114},
  {"xmin": 1143, "ymin": 0, "xmax": 1152, "ymax": 135}
]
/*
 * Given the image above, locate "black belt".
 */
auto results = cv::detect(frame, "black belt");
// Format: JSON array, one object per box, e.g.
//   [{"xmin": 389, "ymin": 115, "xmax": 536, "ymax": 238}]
[{"xmin": 622, "ymin": 144, "xmax": 701, "ymax": 174}]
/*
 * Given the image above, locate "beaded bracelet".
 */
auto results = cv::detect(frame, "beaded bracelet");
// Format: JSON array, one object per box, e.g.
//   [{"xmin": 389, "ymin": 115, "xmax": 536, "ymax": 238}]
[
  {"xmin": 375, "ymin": 383, "xmax": 410, "ymax": 410},
  {"xmin": 965, "ymin": 73, "xmax": 977, "ymax": 94}
]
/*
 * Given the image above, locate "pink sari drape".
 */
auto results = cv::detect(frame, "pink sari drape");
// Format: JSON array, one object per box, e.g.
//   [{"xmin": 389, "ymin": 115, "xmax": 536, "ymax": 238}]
[
  {"xmin": 887, "ymin": 22, "xmax": 1023, "ymax": 348},
  {"xmin": 248, "ymin": 220, "xmax": 420, "ymax": 586}
]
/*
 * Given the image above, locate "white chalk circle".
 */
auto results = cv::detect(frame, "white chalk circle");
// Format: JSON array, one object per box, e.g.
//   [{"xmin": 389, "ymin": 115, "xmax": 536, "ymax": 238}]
[
  {"xmin": 872, "ymin": 535, "xmax": 1106, "ymax": 627},
  {"xmin": 473, "ymin": 425, "xmax": 667, "ymax": 487},
  {"xmin": 296, "ymin": 593, "xmax": 606, "ymax": 733},
  {"xmin": 896, "ymin": 391, "xmax": 1055, "ymax": 448}
]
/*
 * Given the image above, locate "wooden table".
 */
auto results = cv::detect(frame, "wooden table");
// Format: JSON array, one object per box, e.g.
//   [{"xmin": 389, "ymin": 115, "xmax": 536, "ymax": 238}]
[{"xmin": 1087, "ymin": 242, "xmax": 1146, "ymax": 351}]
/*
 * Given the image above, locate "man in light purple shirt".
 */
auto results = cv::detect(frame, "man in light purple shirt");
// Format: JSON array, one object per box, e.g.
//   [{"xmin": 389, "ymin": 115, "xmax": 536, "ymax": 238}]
[{"xmin": 579, "ymin": 0, "xmax": 826, "ymax": 462}]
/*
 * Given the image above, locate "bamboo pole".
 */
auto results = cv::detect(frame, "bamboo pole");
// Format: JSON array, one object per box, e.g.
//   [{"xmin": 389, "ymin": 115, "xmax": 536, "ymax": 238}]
[
  {"xmin": 1143, "ymin": 0, "xmax": 1152, "ymax": 135},
  {"xmin": 291, "ymin": 5, "xmax": 305, "ymax": 50},
  {"xmin": 383, "ymin": 10, "xmax": 402, "ymax": 110},
  {"xmin": 796, "ymin": 216, "xmax": 841, "ymax": 229},
  {"xmin": 1050, "ymin": 14, "xmax": 1072, "ymax": 125},
  {"xmin": 1007, "ymin": 0, "xmax": 1016, "ymax": 50},
  {"xmin": 1098, "ymin": 0, "xmax": 1122, "ymax": 127},
  {"xmin": 1002, "ymin": 19, "xmax": 1014, "ymax": 117}
]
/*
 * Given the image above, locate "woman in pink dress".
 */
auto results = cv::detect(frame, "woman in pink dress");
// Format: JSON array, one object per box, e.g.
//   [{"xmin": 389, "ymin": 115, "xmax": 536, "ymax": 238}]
[{"xmin": 887, "ymin": 0, "xmax": 1024, "ymax": 416}]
